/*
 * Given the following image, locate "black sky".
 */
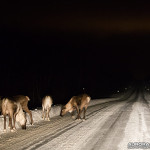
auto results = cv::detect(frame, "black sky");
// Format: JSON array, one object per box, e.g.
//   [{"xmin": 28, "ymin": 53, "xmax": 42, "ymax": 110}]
[{"xmin": 1, "ymin": 1, "xmax": 150, "ymax": 107}]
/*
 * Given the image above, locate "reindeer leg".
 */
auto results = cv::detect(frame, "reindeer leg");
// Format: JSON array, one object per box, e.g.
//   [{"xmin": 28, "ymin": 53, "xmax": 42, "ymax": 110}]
[
  {"xmin": 46, "ymin": 109, "xmax": 48, "ymax": 120},
  {"xmin": 47, "ymin": 108, "xmax": 50, "ymax": 121},
  {"xmin": 3, "ymin": 115, "xmax": 7, "ymax": 132},
  {"xmin": 83, "ymin": 107, "xmax": 87, "ymax": 121},
  {"xmin": 8, "ymin": 116, "xmax": 11, "ymax": 129},
  {"xmin": 42, "ymin": 107, "xmax": 44, "ymax": 119},
  {"xmin": 23, "ymin": 107, "xmax": 33, "ymax": 125},
  {"xmin": 45, "ymin": 109, "xmax": 47, "ymax": 120},
  {"xmin": 74, "ymin": 105, "xmax": 80, "ymax": 120},
  {"xmin": 83, "ymin": 105, "xmax": 88, "ymax": 120},
  {"xmin": 44, "ymin": 109, "xmax": 46, "ymax": 120},
  {"xmin": 13, "ymin": 112, "xmax": 17, "ymax": 131},
  {"xmin": 9, "ymin": 114, "xmax": 14, "ymax": 132},
  {"xmin": 76, "ymin": 107, "xmax": 82, "ymax": 120},
  {"xmin": 78, "ymin": 109, "xmax": 83, "ymax": 120},
  {"xmin": 71, "ymin": 110, "xmax": 76, "ymax": 119}
]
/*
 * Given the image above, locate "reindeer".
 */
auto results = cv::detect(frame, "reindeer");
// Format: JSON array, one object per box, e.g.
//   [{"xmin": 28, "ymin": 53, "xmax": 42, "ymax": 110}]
[
  {"xmin": 60, "ymin": 93, "xmax": 91, "ymax": 120},
  {"xmin": 2, "ymin": 97, "xmax": 26, "ymax": 132},
  {"xmin": 42, "ymin": 95, "xmax": 53, "ymax": 121},
  {"xmin": 12, "ymin": 95, "xmax": 34, "ymax": 125}
]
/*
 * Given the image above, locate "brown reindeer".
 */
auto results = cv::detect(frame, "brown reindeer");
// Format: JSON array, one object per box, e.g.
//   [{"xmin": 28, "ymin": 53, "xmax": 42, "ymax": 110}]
[
  {"xmin": 42, "ymin": 96, "xmax": 53, "ymax": 121},
  {"xmin": 60, "ymin": 93, "xmax": 91, "ymax": 120},
  {"xmin": 2, "ymin": 97, "xmax": 26, "ymax": 132},
  {"xmin": 12, "ymin": 95, "xmax": 34, "ymax": 125}
]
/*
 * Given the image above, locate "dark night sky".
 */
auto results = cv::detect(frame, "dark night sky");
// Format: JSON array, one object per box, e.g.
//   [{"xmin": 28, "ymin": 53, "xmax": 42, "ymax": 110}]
[{"xmin": 1, "ymin": 1, "xmax": 150, "ymax": 107}]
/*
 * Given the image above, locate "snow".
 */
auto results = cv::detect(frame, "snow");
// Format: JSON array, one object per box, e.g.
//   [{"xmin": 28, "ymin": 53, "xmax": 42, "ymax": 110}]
[
  {"xmin": 118, "ymin": 93, "xmax": 150, "ymax": 150},
  {"xmin": 1, "ymin": 90, "xmax": 150, "ymax": 150},
  {"xmin": 0, "ymin": 97, "xmax": 119, "ymax": 134}
]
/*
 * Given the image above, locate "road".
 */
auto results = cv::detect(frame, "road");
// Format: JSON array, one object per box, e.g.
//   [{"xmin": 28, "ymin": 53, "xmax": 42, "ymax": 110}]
[{"xmin": 0, "ymin": 89, "xmax": 150, "ymax": 150}]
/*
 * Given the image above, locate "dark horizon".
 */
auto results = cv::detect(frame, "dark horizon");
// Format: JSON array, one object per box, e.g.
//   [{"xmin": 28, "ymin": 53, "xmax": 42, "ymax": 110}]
[{"xmin": 1, "ymin": 1, "xmax": 150, "ymax": 108}]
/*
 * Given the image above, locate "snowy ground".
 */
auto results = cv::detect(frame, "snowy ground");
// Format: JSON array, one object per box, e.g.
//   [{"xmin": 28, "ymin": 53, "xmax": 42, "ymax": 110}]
[
  {"xmin": 0, "ymin": 95, "xmax": 122, "ymax": 133},
  {"xmin": 0, "ymin": 89, "xmax": 150, "ymax": 150}
]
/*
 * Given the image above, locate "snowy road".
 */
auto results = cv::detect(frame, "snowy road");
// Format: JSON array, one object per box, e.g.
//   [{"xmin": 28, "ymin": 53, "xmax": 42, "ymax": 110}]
[{"xmin": 1, "ymin": 90, "xmax": 150, "ymax": 150}]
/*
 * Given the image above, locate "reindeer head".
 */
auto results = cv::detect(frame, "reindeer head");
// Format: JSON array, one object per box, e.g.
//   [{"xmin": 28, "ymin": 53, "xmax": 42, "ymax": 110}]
[
  {"xmin": 60, "ymin": 103, "xmax": 74, "ymax": 117},
  {"xmin": 60, "ymin": 106, "xmax": 67, "ymax": 117},
  {"xmin": 21, "ymin": 124, "xmax": 26, "ymax": 130},
  {"xmin": 20, "ymin": 116, "xmax": 27, "ymax": 130},
  {"xmin": 16, "ymin": 106, "xmax": 27, "ymax": 130}
]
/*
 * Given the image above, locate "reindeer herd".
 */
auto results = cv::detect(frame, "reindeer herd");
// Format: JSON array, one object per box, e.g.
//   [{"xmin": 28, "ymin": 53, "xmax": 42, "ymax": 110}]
[{"xmin": 0, "ymin": 93, "xmax": 91, "ymax": 133}]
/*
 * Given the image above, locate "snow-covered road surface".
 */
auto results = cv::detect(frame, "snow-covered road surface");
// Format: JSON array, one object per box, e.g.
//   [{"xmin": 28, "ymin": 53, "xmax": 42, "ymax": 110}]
[{"xmin": 0, "ymin": 89, "xmax": 150, "ymax": 150}]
